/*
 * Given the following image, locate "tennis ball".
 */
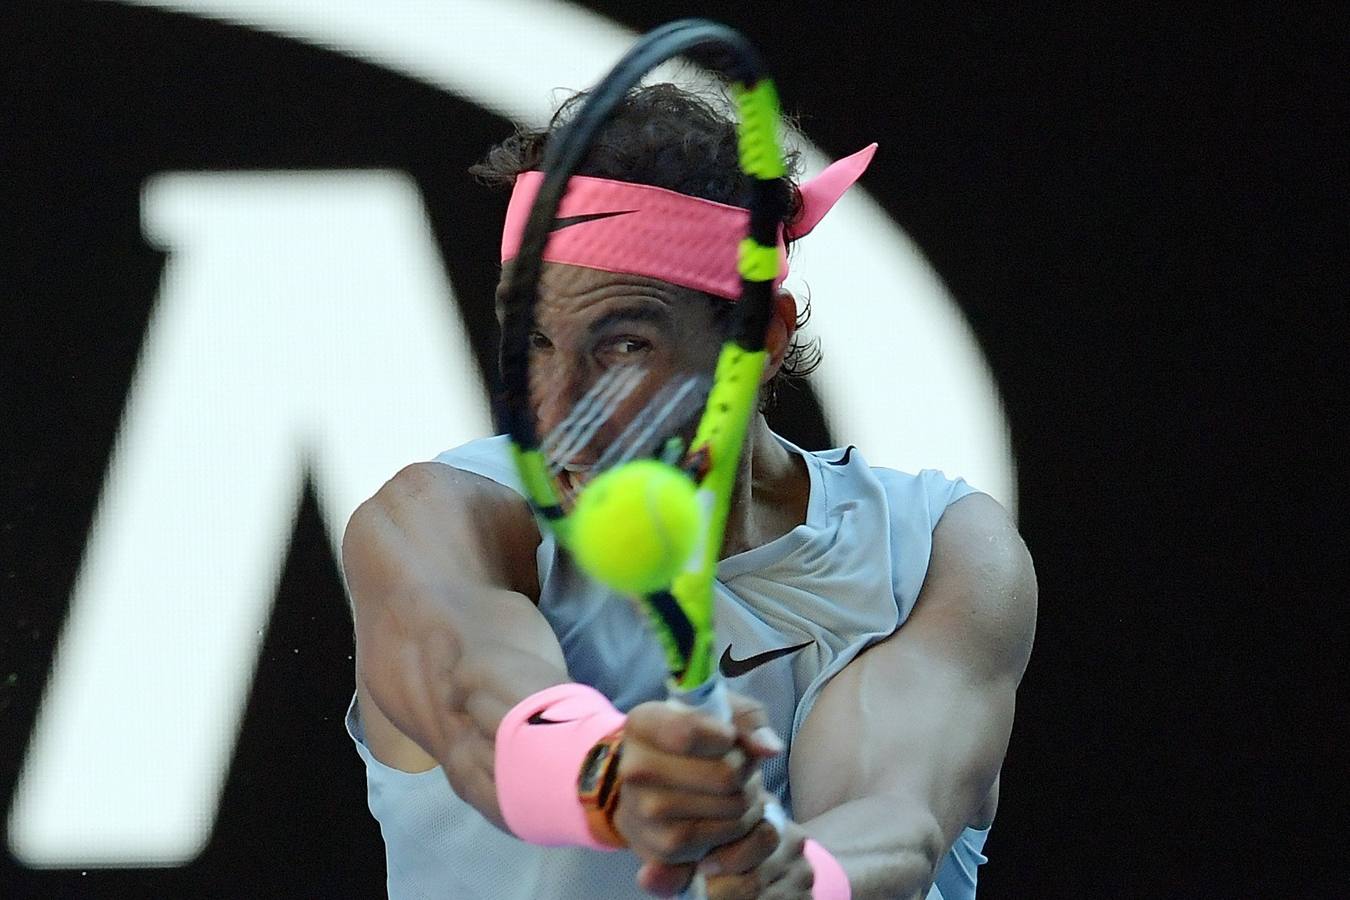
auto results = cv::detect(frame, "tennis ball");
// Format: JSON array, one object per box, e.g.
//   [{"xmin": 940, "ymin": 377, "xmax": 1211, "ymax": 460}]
[{"xmin": 569, "ymin": 459, "xmax": 700, "ymax": 595}]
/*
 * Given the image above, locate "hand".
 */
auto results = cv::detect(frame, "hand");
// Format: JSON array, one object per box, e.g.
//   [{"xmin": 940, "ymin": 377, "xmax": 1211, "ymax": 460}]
[
  {"xmin": 637, "ymin": 799, "xmax": 814, "ymax": 899},
  {"xmin": 616, "ymin": 691, "xmax": 784, "ymax": 893},
  {"xmin": 700, "ymin": 814, "xmax": 813, "ymax": 900}
]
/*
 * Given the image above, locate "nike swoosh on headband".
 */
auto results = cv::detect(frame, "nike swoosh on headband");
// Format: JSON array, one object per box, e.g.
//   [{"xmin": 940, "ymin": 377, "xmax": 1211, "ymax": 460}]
[
  {"xmin": 500, "ymin": 144, "xmax": 878, "ymax": 301},
  {"xmin": 719, "ymin": 640, "xmax": 814, "ymax": 678},
  {"xmin": 550, "ymin": 209, "xmax": 636, "ymax": 231}
]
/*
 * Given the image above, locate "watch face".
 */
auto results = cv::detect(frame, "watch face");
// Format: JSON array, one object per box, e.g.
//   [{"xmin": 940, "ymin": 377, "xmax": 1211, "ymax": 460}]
[{"xmin": 579, "ymin": 743, "xmax": 614, "ymax": 795}]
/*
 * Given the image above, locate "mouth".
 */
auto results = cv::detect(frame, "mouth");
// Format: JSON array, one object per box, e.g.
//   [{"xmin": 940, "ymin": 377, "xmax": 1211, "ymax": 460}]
[{"xmin": 555, "ymin": 463, "xmax": 594, "ymax": 507}]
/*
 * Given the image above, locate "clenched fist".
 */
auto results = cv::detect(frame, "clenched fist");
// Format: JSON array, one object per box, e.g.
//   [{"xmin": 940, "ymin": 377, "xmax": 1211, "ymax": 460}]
[{"xmin": 612, "ymin": 691, "xmax": 788, "ymax": 897}]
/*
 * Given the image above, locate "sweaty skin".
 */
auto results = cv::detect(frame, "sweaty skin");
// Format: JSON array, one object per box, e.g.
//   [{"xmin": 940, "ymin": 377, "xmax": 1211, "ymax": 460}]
[{"xmin": 343, "ymin": 265, "xmax": 1034, "ymax": 899}]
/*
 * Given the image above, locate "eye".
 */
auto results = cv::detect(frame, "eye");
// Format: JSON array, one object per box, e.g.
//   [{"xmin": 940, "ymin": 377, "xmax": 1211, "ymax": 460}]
[
  {"xmin": 597, "ymin": 336, "xmax": 653, "ymax": 363},
  {"xmin": 613, "ymin": 337, "xmax": 651, "ymax": 355},
  {"xmin": 528, "ymin": 330, "xmax": 553, "ymax": 351}
]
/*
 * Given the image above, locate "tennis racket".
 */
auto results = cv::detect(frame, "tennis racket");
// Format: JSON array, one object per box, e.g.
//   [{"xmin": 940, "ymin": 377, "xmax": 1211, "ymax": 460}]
[{"xmin": 500, "ymin": 18, "xmax": 790, "ymax": 895}]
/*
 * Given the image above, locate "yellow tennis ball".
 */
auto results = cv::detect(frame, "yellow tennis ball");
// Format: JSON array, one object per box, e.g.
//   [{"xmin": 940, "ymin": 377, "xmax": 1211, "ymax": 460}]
[{"xmin": 569, "ymin": 460, "xmax": 700, "ymax": 595}]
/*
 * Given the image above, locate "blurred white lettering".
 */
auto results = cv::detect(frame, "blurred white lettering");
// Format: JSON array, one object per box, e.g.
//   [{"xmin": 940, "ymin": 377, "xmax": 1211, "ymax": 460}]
[{"xmin": 7, "ymin": 171, "xmax": 491, "ymax": 866}]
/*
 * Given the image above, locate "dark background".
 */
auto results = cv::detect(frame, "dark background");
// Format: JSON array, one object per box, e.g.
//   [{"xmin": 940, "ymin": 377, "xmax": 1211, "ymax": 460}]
[{"xmin": 2, "ymin": 1, "xmax": 1343, "ymax": 896}]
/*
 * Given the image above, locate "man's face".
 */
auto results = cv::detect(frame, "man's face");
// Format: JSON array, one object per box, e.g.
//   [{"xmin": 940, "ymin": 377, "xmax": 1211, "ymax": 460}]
[{"xmin": 499, "ymin": 263, "xmax": 725, "ymax": 490}]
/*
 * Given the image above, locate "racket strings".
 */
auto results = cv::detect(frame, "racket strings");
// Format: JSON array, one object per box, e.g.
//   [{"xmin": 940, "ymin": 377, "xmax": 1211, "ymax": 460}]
[
  {"xmin": 592, "ymin": 372, "xmax": 710, "ymax": 473},
  {"xmin": 541, "ymin": 363, "xmax": 647, "ymax": 477},
  {"xmin": 539, "ymin": 355, "xmax": 711, "ymax": 509}
]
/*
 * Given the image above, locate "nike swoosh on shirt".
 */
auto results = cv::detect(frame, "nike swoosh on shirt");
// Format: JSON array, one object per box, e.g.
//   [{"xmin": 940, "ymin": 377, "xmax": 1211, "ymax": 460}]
[
  {"xmin": 825, "ymin": 445, "xmax": 855, "ymax": 466},
  {"xmin": 550, "ymin": 209, "xmax": 636, "ymax": 231},
  {"xmin": 719, "ymin": 641, "xmax": 814, "ymax": 678}
]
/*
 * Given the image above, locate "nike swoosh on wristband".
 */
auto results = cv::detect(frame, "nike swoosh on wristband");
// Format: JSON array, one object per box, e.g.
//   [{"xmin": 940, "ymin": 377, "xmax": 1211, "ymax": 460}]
[
  {"xmin": 550, "ymin": 209, "xmax": 636, "ymax": 231},
  {"xmin": 719, "ymin": 641, "xmax": 814, "ymax": 678},
  {"xmin": 526, "ymin": 711, "xmax": 571, "ymax": 725}
]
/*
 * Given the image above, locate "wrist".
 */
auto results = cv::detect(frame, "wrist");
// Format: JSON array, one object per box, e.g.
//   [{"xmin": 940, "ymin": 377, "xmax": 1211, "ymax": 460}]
[
  {"xmin": 576, "ymin": 726, "xmax": 627, "ymax": 848},
  {"xmin": 803, "ymin": 838, "xmax": 851, "ymax": 900},
  {"xmin": 494, "ymin": 683, "xmax": 628, "ymax": 851}
]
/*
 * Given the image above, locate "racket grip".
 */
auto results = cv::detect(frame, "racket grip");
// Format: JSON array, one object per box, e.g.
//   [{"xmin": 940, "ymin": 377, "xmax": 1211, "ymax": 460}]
[
  {"xmin": 667, "ymin": 672, "xmax": 733, "ymax": 720},
  {"xmin": 667, "ymin": 675, "xmax": 786, "ymax": 900}
]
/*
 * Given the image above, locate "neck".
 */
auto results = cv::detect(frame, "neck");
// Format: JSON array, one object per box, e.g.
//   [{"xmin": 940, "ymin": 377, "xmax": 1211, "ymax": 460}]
[{"xmin": 719, "ymin": 415, "xmax": 810, "ymax": 560}]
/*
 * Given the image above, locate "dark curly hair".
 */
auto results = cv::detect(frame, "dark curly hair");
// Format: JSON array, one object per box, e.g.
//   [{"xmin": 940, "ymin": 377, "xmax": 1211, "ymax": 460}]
[{"xmin": 471, "ymin": 83, "xmax": 823, "ymax": 402}]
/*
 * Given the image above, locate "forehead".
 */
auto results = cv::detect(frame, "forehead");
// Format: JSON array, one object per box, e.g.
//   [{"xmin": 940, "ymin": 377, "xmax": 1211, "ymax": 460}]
[{"xmin": 496, "ymin": 262, "xmax": 721, "ymax": 325}]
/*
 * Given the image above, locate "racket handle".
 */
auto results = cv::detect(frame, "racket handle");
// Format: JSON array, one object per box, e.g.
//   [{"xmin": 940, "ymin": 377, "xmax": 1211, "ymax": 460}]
[
  {"xmin": 667, "ymin": 675, "xmax": 786, "ymax": 900},
  {"xmin": 667, "ymin": 672, "xmax": 733, "ymax": 720}
]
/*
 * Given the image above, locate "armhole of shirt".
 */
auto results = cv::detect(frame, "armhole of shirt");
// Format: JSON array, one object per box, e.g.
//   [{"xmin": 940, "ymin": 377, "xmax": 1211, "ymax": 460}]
[
  {"xmin": 788, "ymin": 466, "xmax": 982, "ymax": 744},
  {"xmin": 344, "ymin": 693, "xmax": 442, "ymax": 781},
  {"xmin": 430, "ymin": 436, "xmax": 560, "ymax": 590}
]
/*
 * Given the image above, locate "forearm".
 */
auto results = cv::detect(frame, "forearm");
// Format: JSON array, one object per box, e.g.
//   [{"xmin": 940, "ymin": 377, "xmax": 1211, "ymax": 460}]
[
  {"xmin": 358, "ymin": 582, "xmax": 566, "ymax": 739},
  {"xmin": 343, "ymin": 464, "xmax": 587, "ymax": 832},
  {"xmin": 801, "ymin": 795, "xmax": 945, "ymax": 900},
  {"xmin": 353, "ymin": 583, "xmax": 570, "ymax": 826}
]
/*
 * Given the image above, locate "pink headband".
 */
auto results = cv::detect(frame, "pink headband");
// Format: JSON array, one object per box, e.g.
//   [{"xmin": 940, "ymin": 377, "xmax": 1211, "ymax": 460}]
[{"xmin": 500, "ymin": 143, "xmax": 877, "ymax": 300}]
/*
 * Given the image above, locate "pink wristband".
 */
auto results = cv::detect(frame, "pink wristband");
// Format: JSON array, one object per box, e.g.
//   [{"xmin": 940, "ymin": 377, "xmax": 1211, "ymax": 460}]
[
  {"xmin": 803, "ymin": 838, "xmax": 851, "ymax": 900},
  {"xmin": 494, "ymin": 683, "xmax": 627, "ymax": 850}
]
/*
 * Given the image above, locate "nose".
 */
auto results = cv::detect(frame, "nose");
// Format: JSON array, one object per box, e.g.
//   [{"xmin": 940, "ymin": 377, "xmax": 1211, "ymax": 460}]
[
  {"xmin": 535, "ymin": 361, "xmax": 655, "ymax": 470},
  {"xmin": 531, "ymin": 357, "xmax": 589, "ymax": 440}
]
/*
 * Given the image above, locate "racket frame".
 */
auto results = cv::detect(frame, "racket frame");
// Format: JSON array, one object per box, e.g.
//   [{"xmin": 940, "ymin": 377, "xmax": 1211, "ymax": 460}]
[{"xmin": 501, "ymin": 19, "xmax": 789, "ymax": 694}]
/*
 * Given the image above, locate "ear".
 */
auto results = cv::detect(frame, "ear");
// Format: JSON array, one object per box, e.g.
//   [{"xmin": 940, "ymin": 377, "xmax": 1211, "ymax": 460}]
[{"xmin": 761, "ymin": 290, "xmax": 798, "ymax": 385}]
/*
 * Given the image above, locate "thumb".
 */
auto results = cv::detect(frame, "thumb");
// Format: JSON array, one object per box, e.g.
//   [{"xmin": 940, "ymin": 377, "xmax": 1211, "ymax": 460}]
[
  {"xmin": 636, "ymin": 859, "xmax": 696, "ymax": 897},
  {"xmin": 728, "ymin": 690, "xmax": 785, "ymax": 758}
]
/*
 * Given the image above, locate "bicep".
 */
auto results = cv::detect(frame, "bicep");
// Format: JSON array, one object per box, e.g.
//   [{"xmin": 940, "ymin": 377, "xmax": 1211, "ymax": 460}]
[{"xmin": 790, "ymin": 492, "xmax": 1037, "ymax": 841}]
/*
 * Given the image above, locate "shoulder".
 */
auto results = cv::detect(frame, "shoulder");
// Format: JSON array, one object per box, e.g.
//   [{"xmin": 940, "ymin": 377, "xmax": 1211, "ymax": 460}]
[
  {"xmin": 355, "ymin": 434, "xmax": 526, "ymax": 528},
  {"xmin": 428, "ymin": 434, "xmax": 526, "ymax": 494},
  {"xmin": 351, "ymin": 451, "xmax": 527, "ymax": 537},
  {"xmin": 869, "ymin": 462, "xmax": 977, "ymax": 526},
  {"xmin": 794, "ymin": 440, "xmax": 973, "ymax": 525},
  {"xmin": 929, "ymin": 491, "xmax": 1036, "ymax": 601},
  {"xmin": 342, "ymin": 439, "xmax": 542, "ymax": 602},
  {"xmin": 918, "ymin": 491, "xmax": 1038, "ymax": 685}
]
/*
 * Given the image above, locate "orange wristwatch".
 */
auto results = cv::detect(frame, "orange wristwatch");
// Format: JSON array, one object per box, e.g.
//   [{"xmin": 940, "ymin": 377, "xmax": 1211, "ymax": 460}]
[{"xmin": 577, "ymin": 728, "xmax": 627, "ymax": 848}]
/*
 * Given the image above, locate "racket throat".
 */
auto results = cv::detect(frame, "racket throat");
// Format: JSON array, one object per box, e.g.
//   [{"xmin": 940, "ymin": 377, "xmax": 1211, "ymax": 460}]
[{"xmin": 640, "ymin": 589, "xmax": 715, "ymax": 687}]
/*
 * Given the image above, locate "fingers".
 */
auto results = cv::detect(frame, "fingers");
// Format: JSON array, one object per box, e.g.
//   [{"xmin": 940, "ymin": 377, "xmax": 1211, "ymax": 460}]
[
  {"xmin": 624, "ymin": 770, "xmax": 763, "ymax": 822},
  {"xmin": 619, "ymin": 696, "xmax": 788, "ymax": 870},
  {"xmin": 636, "ymin": 859, "xmax": 697, "ymax": 898},
  {"xmin": 617, "ymin": 779, "xmax": 766, "ymax": 863},
  {"xmin": 697, "ymin": 818, "xmax": 783, "ymax": 879},
  {"xmin": 703, "ymin": 821, "xmax": 812, "ymax": 900},
  {"xmin": 726, "ymin": 691, "xmax": 784, "ymax": 759},
  {"xmin": 627, "ymin": 700, "xmax": 739, "ymax": 759},
  {"xmin": 622, "ymin": 700, "xmax": 760, "ymax": 800},
  {"xmin": 621, "ymin": 742, "xmax": 753, "ymax": 794},
  {"xmin": 626, "ymin": 694, "xmax": 787, "ymax": 761},
  {"xmin": 705, "ymin": 861, "xmax": 814, "ymax": 900}
]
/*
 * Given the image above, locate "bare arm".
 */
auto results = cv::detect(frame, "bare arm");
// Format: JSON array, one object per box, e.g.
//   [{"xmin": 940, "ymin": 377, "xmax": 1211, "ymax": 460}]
[
  {"xmin": 788, "ymin": 491, "xmax": 1037, "ymax": 899},
  {"xmin": 341, "ymin": 461, "xmax": 571, "ymax": 830}
]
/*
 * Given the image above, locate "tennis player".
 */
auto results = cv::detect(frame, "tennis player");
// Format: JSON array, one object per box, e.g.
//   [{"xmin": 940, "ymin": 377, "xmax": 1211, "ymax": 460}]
[{"xmin": 342, "ymin": 85, "xmax": 1036, "ymax": 900}]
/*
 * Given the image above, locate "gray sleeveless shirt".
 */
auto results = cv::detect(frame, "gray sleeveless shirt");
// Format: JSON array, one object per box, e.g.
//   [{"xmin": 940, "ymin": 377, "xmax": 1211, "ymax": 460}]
[{"xmin": 346, "ymin": 434, "xmax": 991, "ymax": 899}]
